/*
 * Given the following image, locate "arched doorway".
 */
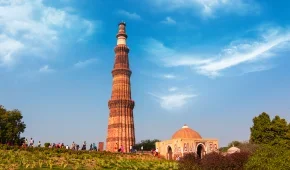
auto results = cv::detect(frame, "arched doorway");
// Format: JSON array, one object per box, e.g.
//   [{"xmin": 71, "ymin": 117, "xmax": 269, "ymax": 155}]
[
  {"xmin": 167, "ymin": 146, "xmax": 173, "ymax": 160},
  {"xmin": 196, "ymin": 144, "xmax": 205, "ymax": 159}
]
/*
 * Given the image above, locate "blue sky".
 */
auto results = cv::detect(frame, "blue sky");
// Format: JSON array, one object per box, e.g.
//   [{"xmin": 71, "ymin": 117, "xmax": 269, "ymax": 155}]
[{"xmin": 0, "ymin": 0, "xmax": 290, "ymax": 147}]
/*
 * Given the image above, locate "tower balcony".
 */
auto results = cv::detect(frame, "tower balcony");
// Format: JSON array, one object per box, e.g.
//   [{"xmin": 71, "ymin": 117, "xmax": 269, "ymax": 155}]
[
  {"xmin": 108, "ymin": 99, "xmax": 135, "ymax": 109},
  {"xmin": 111, "ymin": 68, "xmax": 132, "ymax": 77}
]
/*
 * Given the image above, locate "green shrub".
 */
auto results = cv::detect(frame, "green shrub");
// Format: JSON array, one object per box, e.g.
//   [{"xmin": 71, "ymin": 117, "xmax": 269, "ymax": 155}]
[
  {"xmin": 179, "ymin": 152, "xmax": 251, "ymax": 170},
  {"xmin": 245, "ymin": 144, "xmax": 290, "ymax": 170},
  {"xmin": 179, "ymin": 153, "xmax": 200, "ymax": 170},
  {"xmin": 237, "ymin": 142, "xmax": 259, "ymax": 153},
  {"xmin": 44, "ymin": 143, "xmax": 50, "ymax": 148}
]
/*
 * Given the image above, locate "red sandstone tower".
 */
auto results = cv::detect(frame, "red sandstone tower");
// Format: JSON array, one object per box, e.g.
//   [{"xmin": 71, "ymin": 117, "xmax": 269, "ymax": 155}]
[{"xmin": 106, "ymin": 22, "xmax": 135, "ymax": 152}]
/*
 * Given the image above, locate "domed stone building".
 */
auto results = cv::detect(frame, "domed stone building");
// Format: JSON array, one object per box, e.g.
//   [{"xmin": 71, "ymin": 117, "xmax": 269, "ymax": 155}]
[
  {"xmin": 155, "ymin": 124, "xmax": 219, "ymax": 160},
  {"xmin": 227, "ymin": 146, "xmax": 240, "ymax": 154}
]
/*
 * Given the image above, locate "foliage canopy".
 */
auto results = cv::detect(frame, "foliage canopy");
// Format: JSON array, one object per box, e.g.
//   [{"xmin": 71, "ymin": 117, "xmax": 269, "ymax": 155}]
[
  {"xmin": 134, "ymin": 139, "xmax": 160, "ymax": 151},
  {"xmin": 245, "ymin": 144, "xmax": 290, "ymax": 170},
  {"xmin": 0, "ymin": 105, "xmax": 26, "ymax": 145},
  {"xmin": 179, "ymin": 152, "xmax": 251, "ymax": 170},
  {"xmin": 250, "ymin": 112, "xmax": 290, "ymax": 148}
]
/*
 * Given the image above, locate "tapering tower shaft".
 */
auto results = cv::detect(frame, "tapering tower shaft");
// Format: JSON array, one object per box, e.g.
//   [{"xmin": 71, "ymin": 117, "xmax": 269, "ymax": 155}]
[{"xmin": 106, "ymin": 22, "xmax": 135, "ymax": 152}]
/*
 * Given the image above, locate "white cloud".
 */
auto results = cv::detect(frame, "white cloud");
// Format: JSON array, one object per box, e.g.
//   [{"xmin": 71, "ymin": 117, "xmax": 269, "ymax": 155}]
[
  {"xmin": 168, "ymin": 87, "xmax": 178, "ymax": 92},
  {"xmin": 149, "ymin": 85, "xmax": 196, "ymax": 110},
  {"xmin": 74, "ymin": 58, "xmax": 98, "ymax": 68},
  {"xmin": 0, "ymin": 34, "xmax": 24, "ymax": 66},
  {"xmin": 195, "ymin": 31, "xmax": 290, "ymax": 77},
  {"xmin": 163, "ymin": 74, "xmax": 176, "ymax": 79},
  {"xmin": 144, "ymin": 26, "xmax": 290, "ymax": 77},
  {"xmin": 0, "ymin": 0, "xmax": 98, "ymax": 68},
  {"xmin": 150, "ymin": 0, "xmax": 259, "ymax": 18},
  {"xmin": 39, "ymin": 65, "xmax": 54, "ymax": 73},
  {"xmin": 140, "ymin": 71, "xmax": 186, "ymax": 80},
  {"xmin": 117, "ymin": 10, "xmax": 141, "ymax": 20},
  {"xmin": 240, "ymin": 64, "xmax": 274, "ymax": 75},
  {"xmin": 143, "ymin": 38, "xmax": 213, "ymax": 67},
  {"xmin": 149, "ymin": 92, "xmax": 197, "ymax": 110},
  {"xmin": 161, "ymin": 17, "xmax": 176, "ymax": 24}
]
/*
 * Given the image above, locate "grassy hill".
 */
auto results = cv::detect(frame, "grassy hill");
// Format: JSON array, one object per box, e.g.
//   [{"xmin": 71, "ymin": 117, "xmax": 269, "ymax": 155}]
[{"xmin": 0, "ymin": 145, "xmax": 177, "ymax": 169}]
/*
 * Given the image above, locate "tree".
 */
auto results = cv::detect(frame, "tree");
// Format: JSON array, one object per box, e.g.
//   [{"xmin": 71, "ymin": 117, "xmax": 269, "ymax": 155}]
[
  {"xmin": 271, "ymin": 116, "xmax": 289, "ymax": 146},
  {"xmin": 219, "ymin": 147, "xmax": 229, "ymax": 152},
  {"xmin": 250, "ymin": 112, "xmax": 290, "ymax": 147},
  {"xmin": 227, "ymin": 140, "xmax": 242, "ymax": 147},
  {"xmin": 236, "ymin": 141, "xmax": 259, "ymax": 153},
  {"xmin": 286, "ymin": 123, "xmax": 290, "ymax": 146},
  {"xmin": 44, "ymin": 142, "xmax": 50, "ymax": 148},
  {"xmin": 225, "ymin": 140, "xmax": 258, "ymax": 153},
  {"xmin": 250, "ymin": 112, "xmax": 273, "ymax": 144},
  {"xmin": 219, "ymin": 141, "xmax": 243, "ymax": 153},
  {"xmin": 245, "ymin": 145, "xmax": 290, "ymax": 169},
  {"xmin": 0, "ymin": 105, "xmax": 26, "ymax": 145},
  {"xmin": 133, "ymin": 139, "xmax": 160, "ymax": 151}
]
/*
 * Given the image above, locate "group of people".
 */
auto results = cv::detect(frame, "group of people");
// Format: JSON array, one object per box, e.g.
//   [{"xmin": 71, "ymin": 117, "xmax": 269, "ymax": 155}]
[
  {"xmin": 69, "ymin": 141, "xmax": 97, "ymax": 151},
  {"xmin": 21, "ymin": 138, "xmax": 36, "ymax": 147},
  {"xmin": 114, "ymin": 143, "xmax": 142, "ymax": 153},
  {"xmin": 20, "ymin": 138, "xmax": 161, "ymax": 157},
  {"xmin": 152, "ymin": 148, "xmax": 159, "ymax": 157},
  {"xmin": 21, "ymin": 138, "xmax": 98, "ymax": 151}
]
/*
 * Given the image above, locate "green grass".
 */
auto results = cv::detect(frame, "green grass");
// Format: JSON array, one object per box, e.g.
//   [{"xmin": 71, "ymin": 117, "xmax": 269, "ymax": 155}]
[{"xmin": 0, "ymin": 147, "xmax": 178, "ymax": 170}]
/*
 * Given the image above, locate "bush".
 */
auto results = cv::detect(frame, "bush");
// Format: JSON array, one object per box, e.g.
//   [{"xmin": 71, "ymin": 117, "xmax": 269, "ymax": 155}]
[
  {"xmin": 179, "ymin": 153, "xmax": 200, "ymax": 170},
  {"xmin": 199, "ymin": 152, "xmax": 228, "ymax": 170},
  {"xmin": 245, "ymin": 144, "xmax": 290, "ymax": 170},
  {"xmin": 224, "ymin": 141, "xmax": 259, "ymax": 154},
  {"xmin": 225, "ymin": 152, "xmax": 251, "ymax": 169},
  {"xmin": 238, "ymin": 142, "xmax": 259, "ymax": 153},
  {"xmin": 179, "ymin": 152, "xmax": 251, "ymax": 170},
  {"xmin": 219, "ymin": 147, "xmax": 229, "ymax": 152},
  {"xmin": 44, "ymin": 142, "xmax": 50, "ymax": 148}
]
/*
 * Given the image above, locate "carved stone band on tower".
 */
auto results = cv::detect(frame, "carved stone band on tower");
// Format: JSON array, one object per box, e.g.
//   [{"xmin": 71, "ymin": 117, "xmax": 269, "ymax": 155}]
[{"xmin": 106, "ymin": 22, "xmax": 135, "ymax": 153}]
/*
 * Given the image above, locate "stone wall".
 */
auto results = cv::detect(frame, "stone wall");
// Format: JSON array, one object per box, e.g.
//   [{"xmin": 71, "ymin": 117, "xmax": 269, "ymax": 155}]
[{"xmin": 156, "ymin": 138, "xmax": 219, "ymax": 159}]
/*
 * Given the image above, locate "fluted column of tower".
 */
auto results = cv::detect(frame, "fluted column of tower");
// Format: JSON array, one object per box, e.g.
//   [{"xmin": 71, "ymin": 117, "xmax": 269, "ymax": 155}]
[{"xmin": 106, "ymin": 22, "xmax": 135, "ymax": 153}]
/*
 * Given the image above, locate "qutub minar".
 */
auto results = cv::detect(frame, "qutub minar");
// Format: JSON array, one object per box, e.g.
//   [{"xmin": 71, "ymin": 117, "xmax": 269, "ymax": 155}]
[{"xmin": 106, "ymin": 22, "xmax": 135, "ymax": 152}]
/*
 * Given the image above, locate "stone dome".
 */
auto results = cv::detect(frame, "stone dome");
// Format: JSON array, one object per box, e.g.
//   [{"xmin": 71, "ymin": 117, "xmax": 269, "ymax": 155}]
[
  {"xmin": 172, "ymin": 124, "xmax": 202, "ymax": 139},
  {"xmin": 227, "ymin": 146, "xmax": 240, "ymax": 154}
]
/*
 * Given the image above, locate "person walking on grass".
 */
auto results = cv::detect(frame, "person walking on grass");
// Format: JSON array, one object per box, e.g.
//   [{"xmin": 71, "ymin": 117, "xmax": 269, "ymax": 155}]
[
  {"xmin": 29, "ymin": 138, "xmax": 34, "ymax": 147},
  {"xmin": 155, "ymin": 148, "xmax": 159, "ymax": 157},
  {"xmin": 93, "ymin": 143, "xmax": 97, "ymax": 151},
  {"xmin": 82, "ymin": 141, "xmax": 86, "ymax": 150},
  {"xmin": 71, "ymin": 142, "xmax": 75, "ymax": 150}
]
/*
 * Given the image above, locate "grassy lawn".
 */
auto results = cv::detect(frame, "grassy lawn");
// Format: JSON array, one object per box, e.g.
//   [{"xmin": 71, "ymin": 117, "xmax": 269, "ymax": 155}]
[{"xmin": 0, "ymin": 147, "xmax": 178, "ymax": 169}]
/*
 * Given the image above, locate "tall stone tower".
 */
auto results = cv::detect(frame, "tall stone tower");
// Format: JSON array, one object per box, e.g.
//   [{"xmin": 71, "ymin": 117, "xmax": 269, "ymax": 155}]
[{"xmin": 106, "ymin": 22, "xmax": 135, "ymax": 152}]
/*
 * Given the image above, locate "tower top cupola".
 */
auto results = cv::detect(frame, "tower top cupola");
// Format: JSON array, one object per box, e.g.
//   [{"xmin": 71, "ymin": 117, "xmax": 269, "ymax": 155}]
[{"xmin": 116, "ymin": 21, "xmax": 127, "ymax": 45}]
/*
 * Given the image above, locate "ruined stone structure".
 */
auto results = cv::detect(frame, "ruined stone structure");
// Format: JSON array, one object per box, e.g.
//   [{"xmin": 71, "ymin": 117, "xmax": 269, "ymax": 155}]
[
  {"xmin": 106, "ymin": 22, "xmax": 135, "ymax": 152},
  {"xmin": 156, "ymin": 124, "xmax": 219, "ymax": 160},
  {"xmin": 98, "ymin": 142, "xmax": 104, "ymax": 151}
]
